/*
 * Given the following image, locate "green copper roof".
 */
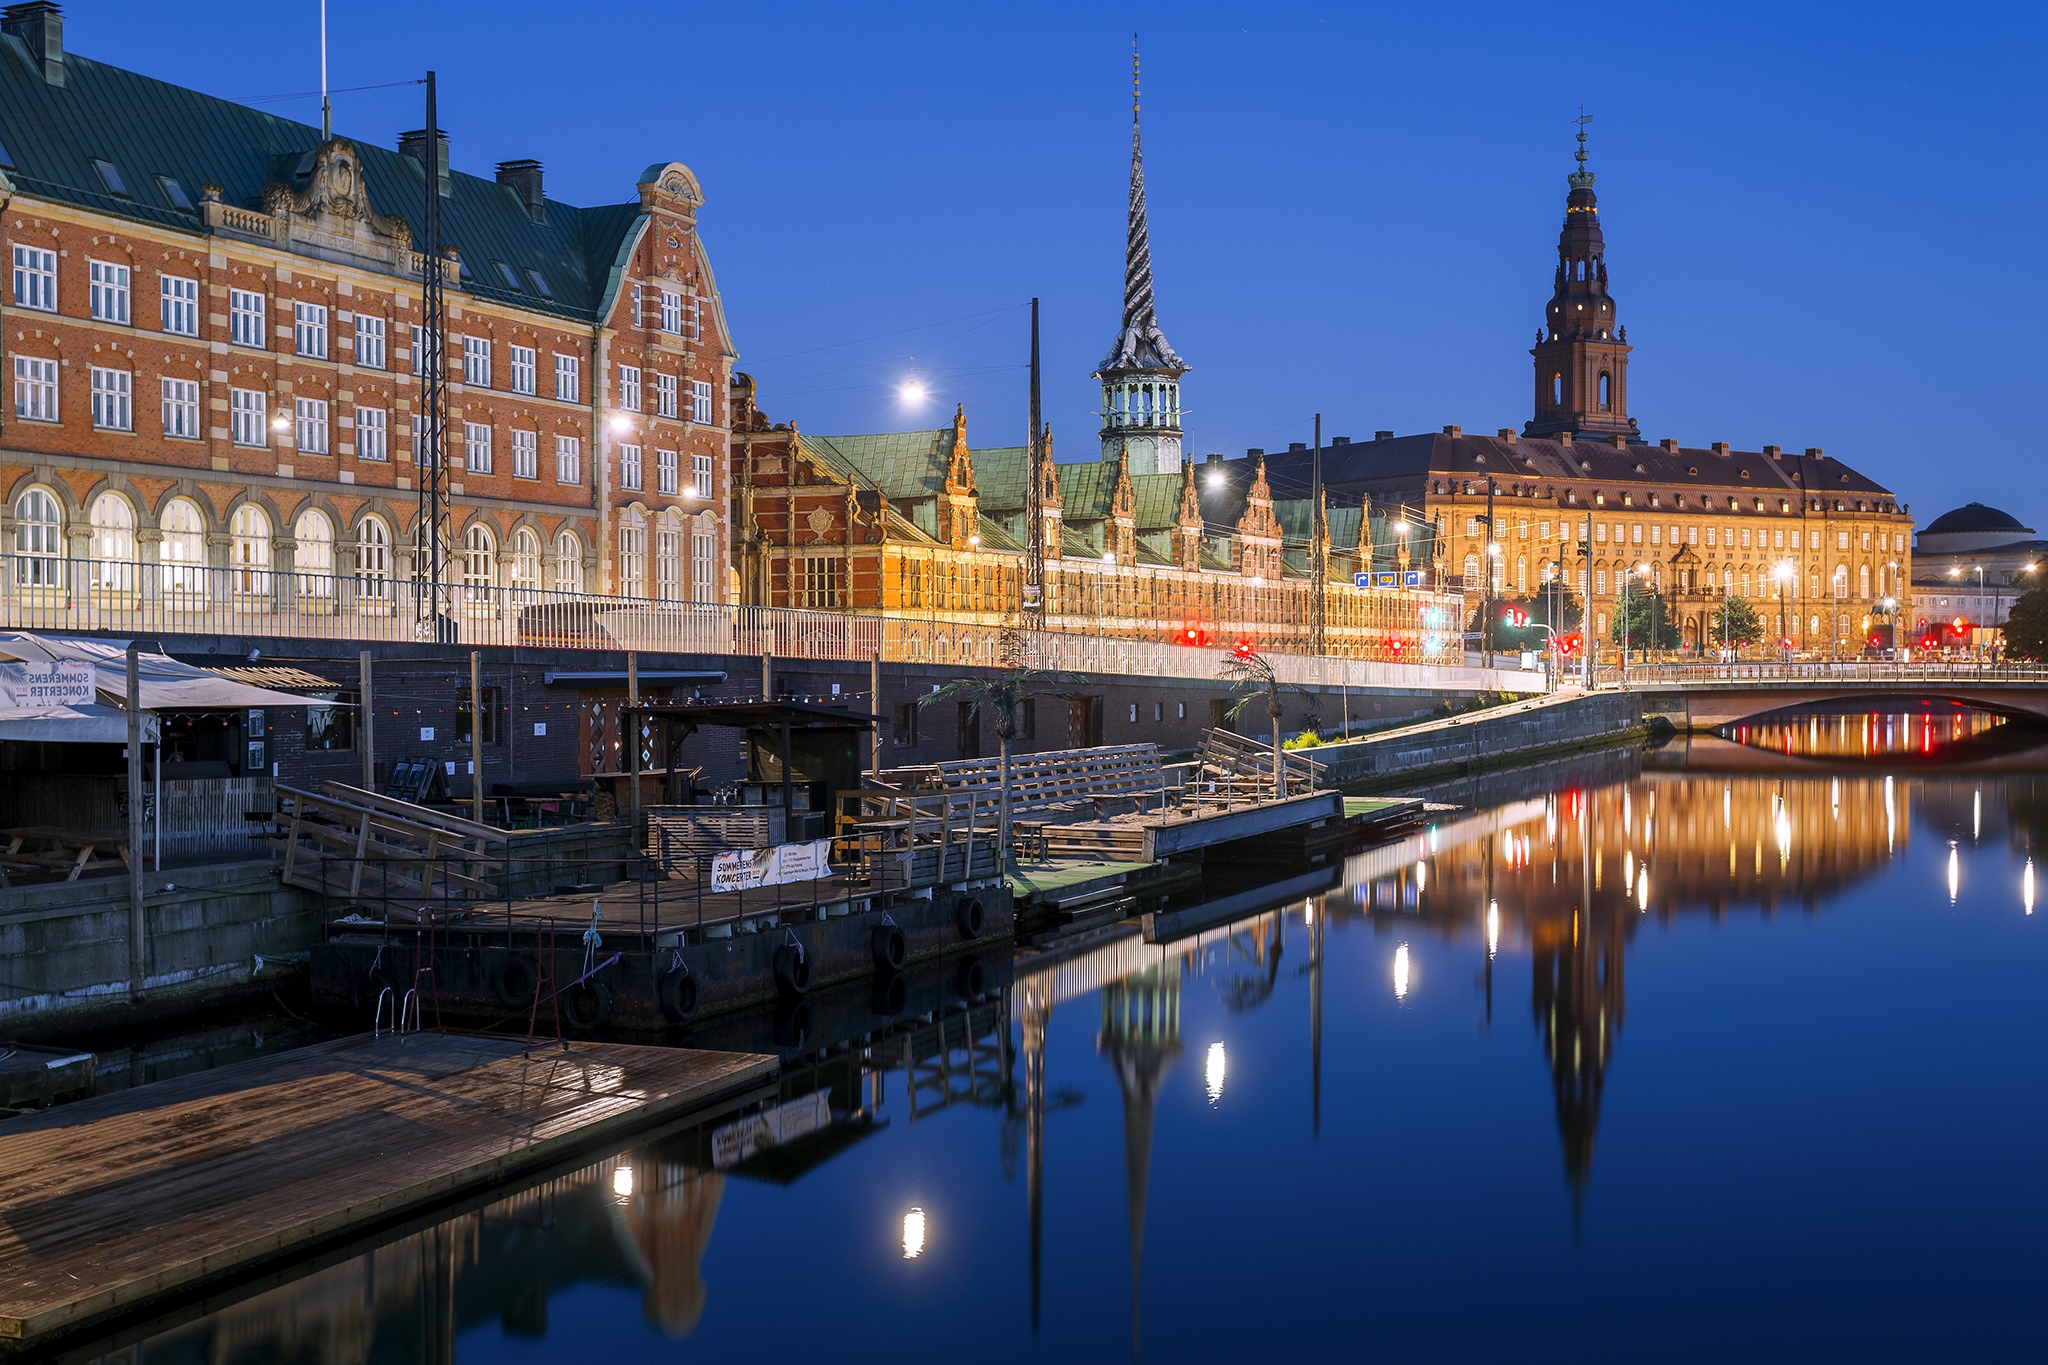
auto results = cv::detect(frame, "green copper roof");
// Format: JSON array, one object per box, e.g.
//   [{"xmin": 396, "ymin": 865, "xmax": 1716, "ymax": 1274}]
[{"xmin": 0, "ymin": 39, "xmax": 645, "ymax": 323}]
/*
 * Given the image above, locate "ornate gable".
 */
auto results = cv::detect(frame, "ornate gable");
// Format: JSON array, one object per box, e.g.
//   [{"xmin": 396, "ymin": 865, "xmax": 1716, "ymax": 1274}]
[{"xmin": 232, "ymin": 139, "xmax": 414, "ymax": 270}]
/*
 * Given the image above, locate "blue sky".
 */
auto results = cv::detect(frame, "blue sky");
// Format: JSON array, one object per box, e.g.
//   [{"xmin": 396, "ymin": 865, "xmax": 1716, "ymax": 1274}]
[{"xmin": 74, "ymin": 1, "xmax": 2048, "ymax": 527}]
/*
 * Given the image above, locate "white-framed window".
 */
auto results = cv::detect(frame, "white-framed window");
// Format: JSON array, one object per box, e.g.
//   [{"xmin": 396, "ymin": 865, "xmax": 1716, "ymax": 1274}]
[
  {"xmin": 162, "ymin": 376, "xmax": 200, "ymax": 438},
  {"xmin": 659, "ymin": 289, "xmax": 683, "ymax": 334},
  {"xmin": 296, "ymin": 397, "xmax": 329, "ymax": 454},
  {"xmin": 691, "ymin": 452, "xmax": 713, "ymax": 499},
  {"xmin": 618, "ymin": 364, "xmax": 641, "ymax": 412},
  {"xmin": 1838, "ymin": 530, "xmax": 1850, "ymax": 550},
  {"xmin": 88, "ymin": 260, "xmax": 131, "ymax": 322},
  {"xmin": 410, "ymin": 323, "xmax": 430, "ymax": 376},
  {"xmin": 554, "ymin": 353, "xmax": 579, "ymax": 402},
  {"xmin": 618, "ymin": 511, "xmax": 646, "ymax": 595},
  {"xmin": 88, "ymin": 493, "xmax": 135, "ymax": 588},
  {"xmin": 619, "ymin": 443, "xmax": 643, "ymax": 492},
  {"xmin": 230, "ymin": 504, "xmax": 272, "ymax": 592},
  {"xmin": 464, "ymin": 421, "xmax": 493, "ymax": 475},
  {"xmin": 510, "ymin": 528, "xmax": 541, "ymax": 600},
  {"xmin": 230, "ymin": 388, "xmax": 267, "ymax": 446},
  {"xmin": 229, "ymin": 288, "xmax": 266, "ymax": 348},
  {"xmin": 554, "ymin": 531, "xmax": 582, "ymax": 592},
  {"xmin": 160, "ymin": 274, "xmax": 198, "ymax": 336},
  {"xmin": 294, "ymin": 301, "xmax": 328, "ymax": 359},
  {"xmin": 13, "ymin": 488, "xmax": 61, "ymax": 585},
  {"xmin": 353, "ymin": 406, "xmax": 386, "ymax": 461},
  {"xmin": 161, "ymin": 497, "xmax": 205, "ymax": 591},
  {"xmin": 691, "ymin": 531, "xmax": 715, "ymax": 603},
  {"xmin": 655, "ymin": 372, "xmax": 678, "ymax": 419},
  {"xmin": 295, "ymin": 509, "xmax": 335, "ymax": 596},
  {"xmin": 691, "ymin": 296, "xmax": 702, "ymax": 341},
  {"xmin": 511, "ymin": 429, "xmax": 538, "ymax": 480},
  {"xmin": 355, "ymin": 517, "xmax": 391, "ymax": 597},
  {"xmin": 509, "ymin": 344, "xmax": 536, "ymax": 395},
  {"xmin": 13, "ymin": 356, "xmax": 56, "ymax": 421},
  {"xmin": 354, "ymin": 313, "xmax": 386, "ymax": 369},
  {"xmin": 463, "ymin": 336, "xmax": 490, "ymax": 388},
  {"xmin": 657, "ymin": 448, "xmax": 678, "ymax": 496},
  {"xmin": 656, "ymin": 523, "xmax": 682, "ymax": 600},
  {"xmin": 555, "ymin": 435, "xmax": 580, "ymax": 484},
  {"xmin": 89, "ymin": 366, "xmax": 132, "ymax": 430},
  {"xmin": 691, "ymin": 379, "xmax": 714, "ymax": 424},
  {"xmin": 12, "ymin": 245, "xmax": 55, "ymax": 311},
  {"xmin": 461, "ymin": 523, "xmax": 494, "ymax": 598}
]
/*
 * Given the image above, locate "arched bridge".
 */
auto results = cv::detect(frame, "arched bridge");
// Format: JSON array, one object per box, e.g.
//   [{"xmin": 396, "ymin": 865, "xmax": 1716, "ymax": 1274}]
[{"xmin": 1609, "ymin": 664, "xmax": 2048, "ymax": 730}]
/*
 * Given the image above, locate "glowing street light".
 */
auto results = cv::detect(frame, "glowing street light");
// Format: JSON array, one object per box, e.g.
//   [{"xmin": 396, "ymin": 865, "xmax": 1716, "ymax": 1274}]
[
  {"xmin": 901, "ymin": 1207, "xmax": 926, "ymax": 1259},
  {"xmin": 1204, "ymin": 1042, "xmax": 1227, "ymax": 1105},
  {"xmin": 1206, "ymin": 467, "xmax": 1225, "ymax": 491}
]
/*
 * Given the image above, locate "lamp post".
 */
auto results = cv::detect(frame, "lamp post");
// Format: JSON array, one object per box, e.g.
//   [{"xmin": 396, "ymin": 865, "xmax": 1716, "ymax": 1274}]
[
  {"xmin": 1773, "ymin": 560, "xmax": 1794, "ymax": 664},
  {"xmin": 1975, "ymin": 563, "xmax": 1986, "ymax": 661}
]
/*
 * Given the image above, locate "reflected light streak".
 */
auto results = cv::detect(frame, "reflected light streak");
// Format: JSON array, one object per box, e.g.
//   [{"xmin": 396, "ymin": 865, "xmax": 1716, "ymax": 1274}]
[
  {"xmin": 1973, "ymin": 789, "xmax": 1982, "ymax": 844},
  {"xmin": 1636, "ymin": 867, "xmax": 1649, "ymax": 910},
  {"xmin": 1948, "ymin": 842, "xmax": 1960, "ymax": 905},
  {"xmin": 1416, "ymin": 859, "xmax": 1427, "ymax": 893},
  {"xmin": 2027, "ymin": 858, "xmax": 2036, "ymax": 916},
  {"xmin": 902, "ymin": 1207, "xmax": 927, "ymax": 1258},
  {"xmin": 1393, "ymin": 943, "xmax": 1411, "ymax": 1000},
  {"xmin": 1204, "ymin": 1042, "xmax": 1227, "ymax": 1104},
  {"xmin": 611, "ymin": 1164, "xmax": 634, "ymax": 1199},
  {"xmin": 1486, "ymin": 900, "xmax": 1499, "ymax": 959}
]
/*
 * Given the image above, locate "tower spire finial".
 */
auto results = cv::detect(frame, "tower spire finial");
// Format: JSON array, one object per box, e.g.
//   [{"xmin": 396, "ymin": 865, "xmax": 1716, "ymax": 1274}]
[
  {"xmin": 1133, "ymin": 34, "xmax": 1141, "ymax": 125},
  {"xmin": 1570, "ymin": 107, "xmax": 1595, "ymax": 189}
]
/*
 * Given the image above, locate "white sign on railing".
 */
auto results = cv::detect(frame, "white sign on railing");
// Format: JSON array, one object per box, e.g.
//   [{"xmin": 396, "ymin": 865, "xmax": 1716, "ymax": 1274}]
[
  {"xmin": 0, "ymin": 660, "xmax": 95, "ymax": 708},
  {"xmin": 710, "ymin": 838, "xmax": 835, "ymax": 893}
]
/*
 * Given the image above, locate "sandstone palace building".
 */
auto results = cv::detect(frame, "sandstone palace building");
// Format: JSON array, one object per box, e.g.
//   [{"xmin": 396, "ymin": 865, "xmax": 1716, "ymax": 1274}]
[{"xmin": 0, "ymin": 2, "xmax": 732, "ymax": 616}]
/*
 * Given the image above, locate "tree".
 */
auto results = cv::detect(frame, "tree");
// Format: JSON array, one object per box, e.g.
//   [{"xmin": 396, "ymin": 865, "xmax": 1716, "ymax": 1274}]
[
  {"xmin": 1708, "ymin": 594, "xmax": 1766, "ymax": 653},
  {"xmin": 918, "ymin": 665, "xmax": 1082, "ymax": 865},
  {"xmin": 1608, "ymin": 587, "xmax": 1674, "ymax": 654},
  {"xmin": 1469, "ymin": 593, "xmax": 1583, "ymax": 653},
  {"xmin": 1219, "ymin": 647, "xmax": 1319, "ymax": 798},
  {"xmin": 2004, "ymin": 585, "xmax": 2048, "ymax": 661}
]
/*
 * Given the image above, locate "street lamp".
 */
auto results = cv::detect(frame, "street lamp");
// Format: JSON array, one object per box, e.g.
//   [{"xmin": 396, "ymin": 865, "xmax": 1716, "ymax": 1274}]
[{"xmin": 1773, "ymin": 560, "xmax": 1795, "ymax": 662}]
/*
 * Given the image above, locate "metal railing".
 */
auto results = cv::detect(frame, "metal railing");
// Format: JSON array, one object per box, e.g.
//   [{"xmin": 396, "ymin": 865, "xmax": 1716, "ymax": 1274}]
[
  {"xmin": 0, "ymin": 551, "xmax": 1542, "ymax": 691},
  {"xmin": 1599, "ymin": 661, "xmax": 2048, "ymax": 686}
]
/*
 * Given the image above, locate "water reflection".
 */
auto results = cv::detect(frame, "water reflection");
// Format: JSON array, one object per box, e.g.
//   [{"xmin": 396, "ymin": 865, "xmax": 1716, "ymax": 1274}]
[{"xmin": 1720, "ymin": 703, "xmax": 2048, "ymax": 763}]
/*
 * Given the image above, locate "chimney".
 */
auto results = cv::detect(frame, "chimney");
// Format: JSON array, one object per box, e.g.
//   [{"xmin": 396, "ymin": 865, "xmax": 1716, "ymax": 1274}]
[
  {"xmin": 1762, "ymin": 444, "xmax": 1781, "ymax": 458},
  {"xmin": 3, "ymin": 2, "xmax": 63, "ymax": 85},
  {"xmin": 1331, "ymin": 435, "xmax": 1350, "ymax": 446},
  {"xmin": 1611, "ymin": 434, "xmax": 1628, "ymax": 448},
  {"xmin": 1374, "ymin": 430, "xmax": 1393, "ymax": 442},
  {"xmin": 1496, "ymin": 428, "xmax": 1516, "ymax": 442},
  {"xmin": 495, "ymin": 159, "xmax": 544, "ymax": 223},
  {"xmin": 1805, "ymin": 446, "xmax": 1824, "ymax": 459},
  {"xmin": 1206, "ymin": 450, "xmax": 1224, "ymax": 467},
  {"xmin": 1659, "ymin": 438, "xmax": 1679, "ymax": 452},
  {"xmin": 1711, "ymin": 442, "xmax": 1731, "ymax": 457},
  {"xmin": 1245, "ymin": 447, "xmax": 1264, "ymax": 458},
  {"xmin": 400, "ymin": 128, "xmax": 452, "ymax": 198},
  {"xmin": 1442, "ymin": 425, "xmax": 1462, "ymax": 438},
  {"xmin": 1288, "ymin": 442, "xmax": 1307, "ymax": 452},
  {"xmin": 1559, "ymin": 432, "xmax": 1574, "ymax": 447}
]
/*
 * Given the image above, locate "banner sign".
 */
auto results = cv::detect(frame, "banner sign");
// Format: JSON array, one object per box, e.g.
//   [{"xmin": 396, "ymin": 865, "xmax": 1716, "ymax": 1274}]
[
  {"xmin": 710, "ymin": 838, "xmax": 835, "ymax": 893},
  {"xmin": 711, "ymin": 1088, "xmax": 833, "ymax": 1169},
  {"xmin": 0, "ymin": 661, "xmax": 95, "ymax": 709}
]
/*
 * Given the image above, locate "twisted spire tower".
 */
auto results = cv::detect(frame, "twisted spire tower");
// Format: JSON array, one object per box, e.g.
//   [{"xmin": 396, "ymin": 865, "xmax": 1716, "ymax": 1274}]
[{"xmin": 1095, "ymin": 37, "xmax": 1187, "ymax": 475}]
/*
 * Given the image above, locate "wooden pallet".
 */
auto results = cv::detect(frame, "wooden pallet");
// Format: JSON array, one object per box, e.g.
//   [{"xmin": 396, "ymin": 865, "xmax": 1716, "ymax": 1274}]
[
  {"xmin": 930, "ymin": 743, "xmax": 1168, "ymax": 814},
  {"xmin": 273, "ymin": 781, "xmax": 507, "ymax": 901}
]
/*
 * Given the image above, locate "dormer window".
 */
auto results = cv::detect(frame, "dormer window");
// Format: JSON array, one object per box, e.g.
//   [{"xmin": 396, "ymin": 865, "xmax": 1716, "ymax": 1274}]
[
  {"xmin": 1621, "ymin": 493, "xmax": 1633, "ymax": 507},
  {"xmin": 1595, "ymin": 493, "xmax": 1606, "ymax": 506},
  {"xmin": 1648, "ymin": 494, "xmax": 1660, "ymax": 508},
  {"xmin": 1739, "ymin": 469, "xmax": 1751, "ymax": 479},
  {"xmin": 93, "ymin": 159, "xmax": 130, "ymax": 198},
  {"xmin": 1687, "ymin": 466, "xmax": 1699, "ymax": 475}
]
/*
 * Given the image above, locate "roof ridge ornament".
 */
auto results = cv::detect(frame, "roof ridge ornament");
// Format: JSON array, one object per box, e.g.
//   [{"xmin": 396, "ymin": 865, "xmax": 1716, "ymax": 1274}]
[{"xmin": 1569, "ymin": 108, "xmax": 1596, "ymax": 191}]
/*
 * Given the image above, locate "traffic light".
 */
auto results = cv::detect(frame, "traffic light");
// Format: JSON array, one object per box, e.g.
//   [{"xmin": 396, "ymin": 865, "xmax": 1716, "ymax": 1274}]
[
  {"xmin": 1501, "ymin": 605, "xmax": 1528, "ymax": 628},
  {"xmin": 1230, "ymin": 637, "xmax": 1257, "ymax": 661},
  {"xmin": 1951, "ymin": 616, "xmax": 1971, "ymax": 637},
  {"xmin": 1175, "ymin": 623, "xmax": 1211, "ymax": 649},
  {"xmin": 1558, "ymin": 632, "xmax": 1582, "ymax": 657},
  {"xmin": 1388, "ymin": 638, "xmax": 1404, "ymax": 655}
]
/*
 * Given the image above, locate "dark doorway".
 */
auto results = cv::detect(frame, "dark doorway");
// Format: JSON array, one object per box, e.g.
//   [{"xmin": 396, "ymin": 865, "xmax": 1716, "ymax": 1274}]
[
  {"xmin": 1067, "ymin": 696, "xmax": 1103, "ymax": 748},
  {"xmin": 1210, "ymin": 698, "xmax": 1232, "ymax": 732},
  {"xmin": 957, "ymin": 701, "xmax": 981, "ymax": 760}
]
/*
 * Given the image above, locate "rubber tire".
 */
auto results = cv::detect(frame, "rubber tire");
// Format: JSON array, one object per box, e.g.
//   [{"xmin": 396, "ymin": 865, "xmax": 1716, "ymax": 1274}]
[
  {"xmin": 956, "ymin": 897, "xmax": 986, "ymax": 940},
  {"xmin": 773, "ymin": 943, "xmax": 812, "ymax": 998},
  {"xmin": 564, "ymin": 979, "xmax": 615, "ymax": 1030},
  {"xmin": 956, "ymin": 956, "xmax": 987, "ymax": 999},
  {"xmin": 657, "ymin": 965, "xmax": 699, "ymax": 1023},
  {"xmin": 489, "ymin": 953, "xmax": 539, "ymax": 1011},
  {"xmin": 871, "ymin": 971, "xmax": 908, "ymax": 1016},
  {"xmin": 871, "ymin": 924, "xmax": 907, "ymax": 972}
]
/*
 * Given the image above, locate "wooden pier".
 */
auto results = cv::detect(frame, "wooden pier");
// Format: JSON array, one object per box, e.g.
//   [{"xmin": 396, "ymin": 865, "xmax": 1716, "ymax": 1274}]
[{"xmin": 0, "ymin": 1032, "xmax": 774, "ymax": 1344}]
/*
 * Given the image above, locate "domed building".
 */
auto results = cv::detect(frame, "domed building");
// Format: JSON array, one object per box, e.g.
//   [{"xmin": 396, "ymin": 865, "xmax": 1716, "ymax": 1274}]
[{"xmin": 1910, "ymin": 503, "xmax": 2046, "ymax": 655}]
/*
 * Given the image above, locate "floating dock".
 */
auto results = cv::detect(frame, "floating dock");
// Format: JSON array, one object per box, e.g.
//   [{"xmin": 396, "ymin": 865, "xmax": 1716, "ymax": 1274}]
[{"xmin": 0, "ymin": 1032, "xmax": 774, "ymax": 1344}]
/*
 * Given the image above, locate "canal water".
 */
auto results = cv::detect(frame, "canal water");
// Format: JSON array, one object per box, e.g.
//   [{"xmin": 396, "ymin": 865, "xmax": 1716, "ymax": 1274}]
[{"xmin": 61, "ymin": 709, "xmax": 2048, "ymax": 1363}]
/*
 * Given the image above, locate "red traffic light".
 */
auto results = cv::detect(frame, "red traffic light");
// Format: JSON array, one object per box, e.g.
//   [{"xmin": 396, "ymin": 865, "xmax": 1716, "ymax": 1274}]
[
  {"xmin": 1231, "ymin": 637, "xmax": 1257, "ymax": 661},
  {"xmin": 1950, "ymin": 616, "xmax": 1970, "ymax": 636},
  {"xmin": 1388, "ymin": 638, "xmax": 1404, "ymax": 654},
  {"xmin": 1558, "ymin": 632, "xmax": 1582, "ymax": 656},
  {"xmin": 1175, "ymin": 623, "xmax": 1211, "ymax": 648}
]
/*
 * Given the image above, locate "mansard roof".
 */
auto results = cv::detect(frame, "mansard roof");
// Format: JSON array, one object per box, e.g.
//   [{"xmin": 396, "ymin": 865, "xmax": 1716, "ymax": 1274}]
[{"xmin": 0, "ymin": 37, "xmax": 648, "ymax": 323}]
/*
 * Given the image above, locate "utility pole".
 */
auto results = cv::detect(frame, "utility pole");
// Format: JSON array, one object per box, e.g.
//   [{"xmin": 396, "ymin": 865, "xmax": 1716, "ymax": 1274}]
[
  {"xmin": 1582, "ymin": 509, "xmax": 1593, "ymax": 689},
  {"xmin": 1481, "ymin": 460, "xmax": 1497, "ymax": 670},
  {"xmin": 1310, "ymin": 413, "xmax": 1325, "ymax": 660},
  {"xmin": 1023, "ymin": 298, "xmax": 1044, "ymax": 631},
  {"xmin": 416, "ymin": 72, "xmax": 450, "ymax": 643}
]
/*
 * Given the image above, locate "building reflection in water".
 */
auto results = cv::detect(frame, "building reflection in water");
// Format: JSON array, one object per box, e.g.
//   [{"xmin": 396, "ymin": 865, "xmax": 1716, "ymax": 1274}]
[{"xmin": 1339, "ymin": 765, "xmax": 1918, "ymax": 1204}]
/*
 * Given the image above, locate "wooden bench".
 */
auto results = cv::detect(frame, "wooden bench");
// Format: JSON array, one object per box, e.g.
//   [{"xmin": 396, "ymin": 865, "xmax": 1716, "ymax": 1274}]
[
  {"xmin": 929, "ymin": 743, "xmax": 1169, "ymax": 817},
  {"xmin": 272, "ymin": 782, "xmax": 507, "ymax": 902}
]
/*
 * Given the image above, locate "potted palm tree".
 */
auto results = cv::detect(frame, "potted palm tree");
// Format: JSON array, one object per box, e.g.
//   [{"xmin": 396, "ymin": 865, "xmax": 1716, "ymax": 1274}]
[
  {"xmin": 918, "ymin": 665, "xmax": 1082, "ymax": 865},
  {"xmin": 1218, "ymin": 646, "xmax": 1320, "ymax": 800}
]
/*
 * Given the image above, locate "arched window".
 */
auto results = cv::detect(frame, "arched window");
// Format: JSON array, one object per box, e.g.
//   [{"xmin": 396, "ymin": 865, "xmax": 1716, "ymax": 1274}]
[
  {"xmin": 1832, "ymin": 565, "xmax": 1848, "ymax": 600},
  {"xmin": 618, "ymin": 509, "xmax": 646, "ymax": 597},
  {"xmin": 1463, "ymin": 554, "xmax": 1480, "ymax": 590},
  {"xmin": 230, "ymin": 504, "xmax": 271, "ymax": 593},
  {"xmin": 1551, "ymin": 373, "xmax": 1563, "ymax": 406},
  {"xmin": 462, "ymin": 523, "xmax": 495, "ymax": 599},
  {"xmin": 354, "ymin": 517, "xmax": 391, "ymax": 599},
  {"xmin": 162, "ymin": 497, "xmax": 206, "ymax": 592},
  {"xmin": 1859, "ymin": 564, "xmax": 1871, "ymax": 599},
  {"xmin": 1516, "ymin": 555, "xmax": 1527, "ymax": 594},
  {"xmin": 1598, "ymin": 372, "xmax": 1611, "ymax": 411},
  {"xmin": 555, "ymin": 531, "xmax": 583, "ymax": 593},
  {"xmin": 13, "ymin": 488, "xmax": 62, "ymax": 587},
  {"xmin": 89, "ymin": 493, "xmax": 134, "ymax": 592},
  {"xmin": 510, "ymin": 528, "xmax": 541, "ymax": 600},
  {"xmin": 295, "ymin": 509, "xmax": 334, "ymax": 598},
  {"xmin": 655, "ymin": 512, "xmax": 682, "ymax": 601}
]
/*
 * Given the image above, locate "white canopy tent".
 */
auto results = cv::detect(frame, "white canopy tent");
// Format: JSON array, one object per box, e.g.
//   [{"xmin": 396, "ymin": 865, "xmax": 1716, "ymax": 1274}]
[{"xmin": 0, "ymin": 633, "xmax": 311, "ymax": 717}]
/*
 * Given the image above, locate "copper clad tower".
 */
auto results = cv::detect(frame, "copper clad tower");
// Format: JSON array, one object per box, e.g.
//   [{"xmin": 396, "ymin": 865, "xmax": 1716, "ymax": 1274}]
[{"xmin": 1526, "ymin": 115, "xmax": 1637, "ymax": 440}]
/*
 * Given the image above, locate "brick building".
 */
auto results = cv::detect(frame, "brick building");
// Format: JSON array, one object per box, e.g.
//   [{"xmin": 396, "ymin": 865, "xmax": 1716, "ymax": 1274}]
[{"xmin": 0, "ymin": 2, "xmax": 733, "ymax": 615}]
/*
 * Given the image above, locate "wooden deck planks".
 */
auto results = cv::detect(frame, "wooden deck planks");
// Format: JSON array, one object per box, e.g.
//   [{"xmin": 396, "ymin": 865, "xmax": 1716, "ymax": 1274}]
[{"xmin": 0, "ymin": 1033, "xmax": 775, "ymax": 1342}]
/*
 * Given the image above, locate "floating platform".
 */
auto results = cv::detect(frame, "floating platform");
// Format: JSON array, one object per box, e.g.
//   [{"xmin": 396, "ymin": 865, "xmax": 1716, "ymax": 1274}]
[
  {"xmin": 0, "ymin": 1032, "xmax": 774, "ymax": 1344},
  {"xmin": 0, "ymin": 1040, "xmax": 94, "ymax": 1112}
]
